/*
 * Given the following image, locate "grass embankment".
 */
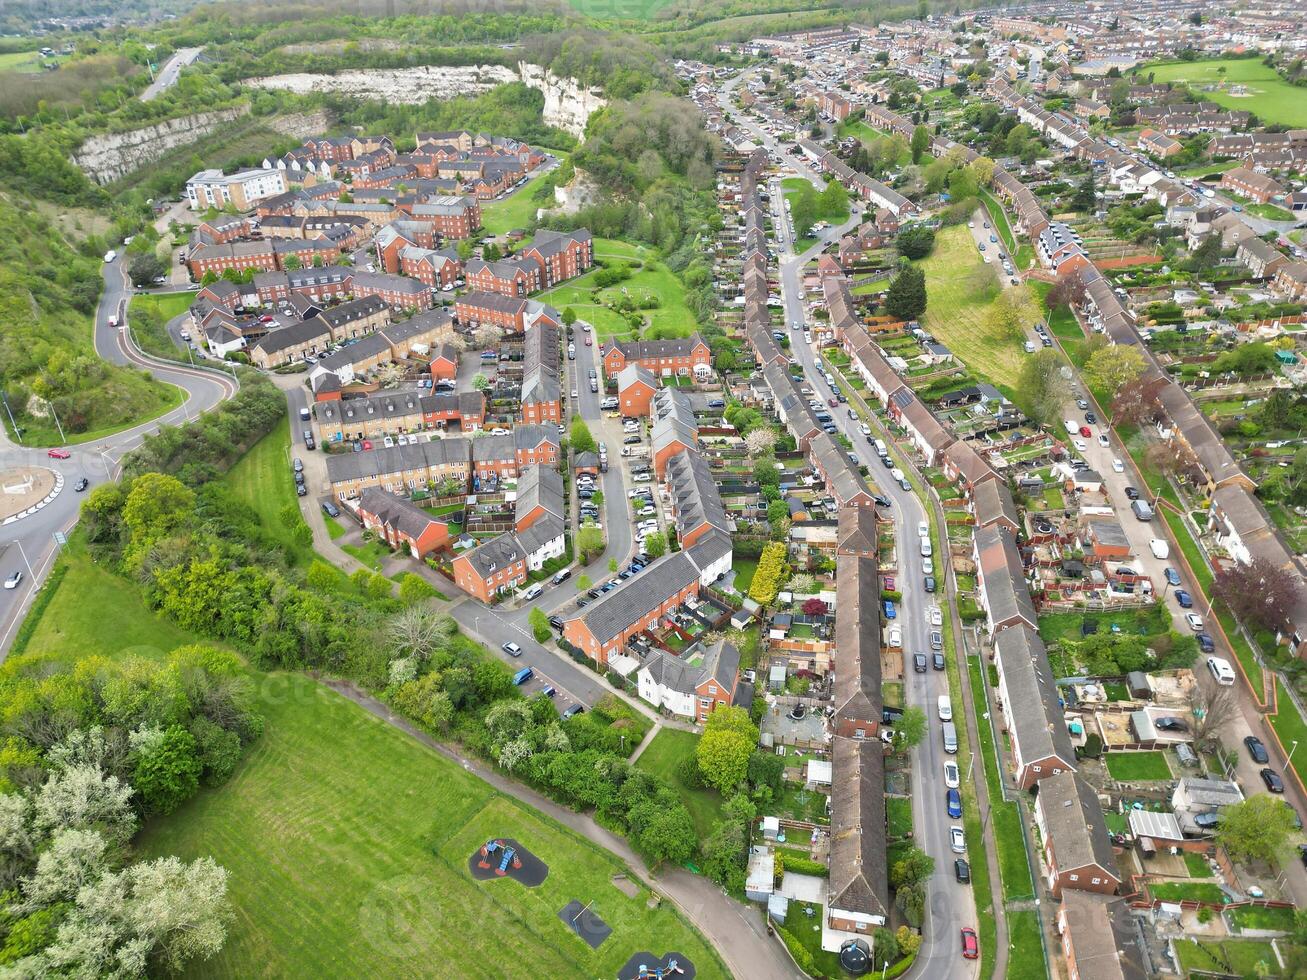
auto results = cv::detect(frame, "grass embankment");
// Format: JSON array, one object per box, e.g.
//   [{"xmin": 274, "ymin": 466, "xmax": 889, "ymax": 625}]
[
  {"xmin": 634, "ymin": 729, "xmax": 723, "ymax": 838},
  {"xmin": 222, "ymin": 416, "xmax": 319, "ymax": 569},
  {"xmin": 919, "ymin": 225, "xmax": 1024, "ymax": 389},
  {"xmin": 479, "ymin": 154, "xmax": 569, "ymax": 236},
  {"xmin": 20, "ymin": 548, "xmax": 726, "ymax": 979},
  {"xmin": 535, "ymin": 238, "xmax": 696, "ymax": 343},
  {"xmin": 1139, "ymin": 58, "xmax": 1307, "ymax": 128}
]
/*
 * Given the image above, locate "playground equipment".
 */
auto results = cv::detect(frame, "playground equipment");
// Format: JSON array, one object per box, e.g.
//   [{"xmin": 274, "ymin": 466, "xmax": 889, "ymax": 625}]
[
  {"xmin": 636, "ymin": 961, "xmax": 684, "ymax": 979},
  {"xmin": 477, "ymin": 839, "xmax": 522, "ymax": 876}
]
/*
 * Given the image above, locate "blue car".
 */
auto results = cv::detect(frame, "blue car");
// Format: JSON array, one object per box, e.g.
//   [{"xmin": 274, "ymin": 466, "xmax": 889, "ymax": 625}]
[
  {"xmin": 1164, "ymin": 567, "xmax": 1181, "ymax": 586},
  {"xmin": 946, "ymin": 788, "xmax": 963, "ymax": 819},
  {"xmin": 1175, "ymin": 589, "xmax": 1193, "ymax": 608},
  {"xmin": 883, "ymin": 600, "xmax": 896, "ymax": 620}
]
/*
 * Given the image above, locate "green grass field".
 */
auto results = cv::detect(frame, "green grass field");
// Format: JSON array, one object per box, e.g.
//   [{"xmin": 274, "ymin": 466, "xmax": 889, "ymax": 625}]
[
  {"xmin": 133, "ymin": 289, "xmax": 197, "ymax": 322},
  {"xmin": 223, "ymin": 417, "xmax": 315, "ymax": 567},
  {"xmin": 480, "ymin": 155, "xmax": 569, "ymax": 236},
  {"xmin": 634, "ymin": 729, "xmax": 722, "ymax": 838},
  {"xmin": 0, "ymin": 49, "xmax": 61, "ymax": 73},
  {"xmin": 1140, "ymin": 59, "xmax": 1307, "ymax": 128},
  {"xmin": 836, "ymin": 120, "xmax": 910, "ymax": 165},
  {"xmin": 918, "ymin": 225, "xmax": 1022, "ymax": 388},
  {"xmin": 535, "ymin": 239, "xmax": 697, "ymax": 342},
  {"xmin": 563, "ymin": 0, "xmax": 673, "ymax": 16},
  {"xmin": 1271, "ymin": 677, "xmax": 1307, "ymax": 791},
  {"xmin": 1174, "ymin": 938, "xmax": 1276, "ymax": 977},
  {"xmin": 21, "ymin": 539, "xmax": 726, "ymax": 980},
  {"xmin": 1104, "ymin": 751, "xmax": 1172, "ymax": 782}
]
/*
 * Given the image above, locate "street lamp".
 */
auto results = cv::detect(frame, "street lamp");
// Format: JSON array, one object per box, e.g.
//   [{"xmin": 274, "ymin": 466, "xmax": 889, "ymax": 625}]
[
  {"xmin": 8, "ymin": 539, "xmax": 35, "ymax": 581},
  {"xmin": 1290, "ymin": 740, "xmax": 1299, "ymax": 763}
]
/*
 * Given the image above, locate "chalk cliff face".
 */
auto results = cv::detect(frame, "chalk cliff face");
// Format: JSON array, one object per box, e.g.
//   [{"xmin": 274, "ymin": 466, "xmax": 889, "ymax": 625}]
[
  {"xmin": 243, "ymin": 65, "xmax": 515, "ymax": 104},
  {"xmin": 72, "ymin": 107, "xmax": 251, "ymax": 185},
  {"xmin": 518, "ymin": 63, "xmax": 606, "ymax": 139}
]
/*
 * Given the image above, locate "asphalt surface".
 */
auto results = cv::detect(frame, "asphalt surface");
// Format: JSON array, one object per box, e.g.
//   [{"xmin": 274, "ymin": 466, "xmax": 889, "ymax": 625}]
[
  {"xmin": 0, "ymin": 254, "xmax": 238, "ymax": 657},
  {"xmin": 723, "ymin": 74, "xmax": 981, "ymax": 975},
  {"xmin": 140, "ymin": 47, "xmax": 203, "ymax": 102}
]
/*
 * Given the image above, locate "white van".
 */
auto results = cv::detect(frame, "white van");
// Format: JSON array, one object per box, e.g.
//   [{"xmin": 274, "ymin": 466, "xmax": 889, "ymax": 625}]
[
  {"xmin": 1149, "ymin": 538, "xmax": 1170, "ymax": 560},
  {"xmin": 522, "ymin": 583, "xmax": 544, "ymax": 601},
  {"xmin": 1063, "ymin": 419, "xmax": 1078, "ymax": 435},
  {"xmin": 937, "ymin": 695, "xmax": 953, "ymax": 722},
  {"xmin": 1206, "ymin": 656, "xmax": 1235, "ymax": 686},
  {"xmin": 942, "ymin": 721, "xmax": 958, "ymax": 754},
  {"xmin": 874, "ymin": 439, "xmax": 888, "ymax": 457}
]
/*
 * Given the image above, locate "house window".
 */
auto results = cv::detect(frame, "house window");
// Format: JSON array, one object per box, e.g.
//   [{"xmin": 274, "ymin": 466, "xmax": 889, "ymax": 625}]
[
  {"xmin": 854, "ymin": 729, "xmax": 865, "ymax": 739},
  {"xmin": 1033, "ymin": 766, "xmax": 1042, "ymax": 773},
  {"xmin": 1069, "ymin": 874, "xmax": 1079, "ymax": 882}
]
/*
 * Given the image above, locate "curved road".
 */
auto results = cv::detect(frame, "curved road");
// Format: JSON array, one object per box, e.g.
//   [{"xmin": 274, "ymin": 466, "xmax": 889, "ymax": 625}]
[
  {"xmin": 141, "ymin": 47, "xmax": 203, "ymax": 102},
  {"xmin": 0, "ymin": 255, "xmax": 237, "ymax": 655}
]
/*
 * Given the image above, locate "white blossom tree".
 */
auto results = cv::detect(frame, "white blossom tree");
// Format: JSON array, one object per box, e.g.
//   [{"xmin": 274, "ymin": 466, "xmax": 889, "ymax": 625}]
[{"xmin": 33, "ymin": 765, "xmax": 135, "ymax": 845}]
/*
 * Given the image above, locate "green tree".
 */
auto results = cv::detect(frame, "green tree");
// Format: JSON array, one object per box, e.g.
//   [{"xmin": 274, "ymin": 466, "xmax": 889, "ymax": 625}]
[
  {"xmin": 576, "ymin": 574, "xmax": 592, "ymax": 591},
  {"xmin": 893, "ymin": 705, "xmax": 928, "ymax": 750},
  {"xmin": 282, "ymin": 255, "xmax": 302, "ymax": 271},
  {"xmin": 128, "ymin": 253, "xmax": 166, "ymax": 287},
  {"xmin": 1018, "ymin": 348, "xmax": 1066, "ymax": 427},
  {"xmin": 1071, "ymin": 174, "xmax": 1097, "ymax": 212},
  {"xmin": 398, "ymin": 573, "xmax": 436, "ymax": 605},
  {"xmin": 569, "ymin": 416, "xmax": 597, "ymax": 455},
  {"xmin": 790, "ymin": 182, "xmax": 819, "ymax": 240},
  {"xmin": 562, "ymin": 307, "xmax": 577, "ymax": 326},
  {"xmin": 133, "ymin": 726, "xmax": 203, "ymax": 815},
  {"xmin": 628, "ymin": 800, "xmax": 697, "ymax": 868},
  {"xmin": 608, "ymin": 557, "xmax": 619, "ymax": 573},
  {"xmin": 885, "ymin": 265, "xmax": 928, "ymax": 321},
  {"xmin": 696, "ymin": 707, "xmax": 759, "ymax": 793},
  {"xmin": 910, "ymin": 124, "xmax": 931, "ymax": 163},
  {"xmin": 1217, "ymin": 795, "xmax": 1294, "ymax": 864},
  {"xmin": 643, "ymin": 531, "xmax": 667, "ymax": 558},
  {"xmin": 529, "ymin": 607, "xmax": 551, "ymax": 643},
  {"xmin": 577, "ymin": 526, "xmax": 605, "ymax": 563},
  {"xmin": 1084, "ymin": 343, "xmax": 1146, "ymax": 397},
  {"xmin": 890, "ymin": 847, "xmax": 935, "ymax": 888},
  {"xmin": 895, "ymin": 225, "xmax": 936, "ymax": 260},
  {"xmin": 984, "ymin": 283, "xmax": 1039, "ymax": 341}
]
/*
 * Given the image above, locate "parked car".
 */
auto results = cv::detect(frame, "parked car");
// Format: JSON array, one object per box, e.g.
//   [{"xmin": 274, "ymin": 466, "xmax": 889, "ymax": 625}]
[
  {"xmin": 1197, "ymin": 632, "xmax": 1215, "ymax": 653},
  {"xmin": 321, "ymin": 501, "xmax": 340, "ymax": 519},
  {"xmin": 932, "ymin": 652, "xmax": 945, "ymax": 671},
  {"xmin": 1175, "ymin": 590, "xmax": 1193, "ymax": 608},
  {"xmin": 1164, "ymin": 567, "xmax": 1181, "ymax": 586},
  {"xmin": 961, "ymin": 928, "xmax": 979, "ymax": 960},
  {"xmin": 1185, "ymin": 612, "xmax": 1204, "ymax": 632},
  {"xmin": 930, "ymin": 630, "xmax": 943, "ymax": 650},
  {"xmin": 1245, "ymin": 737, "xmax": 1269, "ymax": 764},
  {"xmin": 1154, "ymin": 716, "xmax": 1188, "ymax": 732},
  {"xmin": 950, "ymin": 826, "xmax": 966, "ymax": 853},
  {"xmin": 954, "ymin": 859, "xmax": 971, "ymax": 884},
  {"xmin": 913, "ymin": 652, "xmax": 927, "ymax": 673},
  {"xmin": 944, "ymin": 761, "xmax": 960, "ymax": 788},
  {"xmin": 946, "ymin": 789, "xmax": 962, "ymax": 819},
  {"xmin": 1262, "ymin": 768, "xmax": 1286, "ymax": 793},
  {"xmin": 1124, "ymin": 486, "xmax": 1141, "ymax": 501},
  {"xmin": 924, "ymin": 575, "xmax": 936, "ymax": 593},
  {"xmin": 501, "ymin": 642, "xmax": 522, "ymax": 657}
]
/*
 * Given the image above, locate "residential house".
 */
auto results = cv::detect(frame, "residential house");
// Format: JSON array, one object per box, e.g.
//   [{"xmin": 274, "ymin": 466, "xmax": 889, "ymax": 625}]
[
  {"xmin": 665, "ymin": 450, "xmax": 732, "ymax": 549},
  {"xmin": 974, "ymin": 525, "xmax": 1037, "ymax": 635},
  {"xmin": 638, "ymin": 639, "xmax": 741, "ymax": 721},
  {"xmin": 1056, "ymin": 893, "xmax": 1149, "ymax": 980},
  {"xmin": 618, "ymin": 364, "xmax": 659, "ymax": 418},
  {"xmin": 355, "ymin": 488, "xmax": 451, "ymax": 559},
  {"xmin": 1221, "ymin": 166, "xmax": 1286, "ymax": 204},
  {"xmin": 824, "ymin": 737, "xmax": 889, "ymax": 947},
  {"xmin": 994, "ymin": 624, "xmax": 1077, "ymax": 790},
  {"xmin": 451, "ymin": 533, "xmax": 528, "ymax": 602},
  {"xmin": 1033, "ymin": 772, "xmax": 1120, "ymax": 897},
  {"xmin": 604, "ymin": 335, "xmax": 713, "ymax": 381},
  {"xmin": 832, "ymin": 508, "xmax": 881, "ymax": 740}
]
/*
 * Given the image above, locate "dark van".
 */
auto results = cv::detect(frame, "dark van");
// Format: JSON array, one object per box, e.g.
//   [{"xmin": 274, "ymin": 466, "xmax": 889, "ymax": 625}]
[{"xmin": 512, "ymin": 667, "xmax": 533, "ymax": 686}]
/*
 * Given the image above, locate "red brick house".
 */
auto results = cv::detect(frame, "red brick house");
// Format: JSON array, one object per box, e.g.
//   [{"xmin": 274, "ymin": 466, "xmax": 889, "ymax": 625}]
[
  {"xmin": 513, "ymin": 425, "xmax": 560, "ymax": 469},
  {"xmin": 1057, "ymin": 893, "xmax": 1146, "ymax": 980},
  {"xmin": 1034, "ymin": 772, "xmax": 1121, "ymax": 898},
  {"xmin": 465, "ymin": 257, "xmax": 540, "ymax": 297},
  {"xmin": 618, "ymin": 364, "xmax": 658, "ymax": 418},
  {"xmin": 520, "ymin": 229, "xmax": 593, "ymax": 287},
  {"xmin": 355, "ymin": 488, "xmax": 451, "ymax": 559},
  {"xmin": 187, "ymin": 241, "xmax": 278, "ymax": 280},
  {"xmin": 603, "ymin": 334, "xmax": 712, "ymax": 380},
  {"xmin": 456, "ymin": 292, "xmax": 531, "ymax": 332},
  {"xmin": 399, "ymin": 247, "xmax": 461, "ymax": 289},
  {"xmin": 1222, "ymin": 165, "xmax": 1286, "ymax": 204},
  {"xmin": 451, "ymin": 533, "xmax": 527, "ymax": 602},
  {"xmin": 429, "ymin": 344, "xmax": 460, "ymax": 382}
]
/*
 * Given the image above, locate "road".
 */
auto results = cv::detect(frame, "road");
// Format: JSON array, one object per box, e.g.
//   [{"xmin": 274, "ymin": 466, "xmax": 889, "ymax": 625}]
[
  {"xmin": 1063, "ymin": 353, "xmax": 1307, "ymax": 906},
  {"xmin": 727, "ymin": 80, "xmax": 983, "ymax": 976},
  {"xmin": 140, "ymin": 47, "xmax": 202, "ymax": 102},
  {"xmin": 0, "ymin": 255, "xmax": 237, "ymax": 657}
]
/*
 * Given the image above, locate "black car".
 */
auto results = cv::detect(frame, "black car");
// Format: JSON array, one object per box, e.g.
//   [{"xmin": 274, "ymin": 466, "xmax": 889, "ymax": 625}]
[
  {"xmin": 295, "ymin": 483, "xmax": 308, "ymax": 497},
  {"xmin": 548, "ymin": 616, "xmax": 563, "ymax": 630},
  {"xmin": 623, "ymin": 435, "xmax": 641, "ymax": 444},
  {"xmin": 1124, "ymin": 486, "xmax": 1141, "ymax": 501},
  {"xmin": 924, "ymin": 575, "xmax": 936, "ymax": 593},
  {"xmin": 73, "ymin": 477, "xmax": 89, "ymax": 492},
  {"xmin": 932, "ymin": 652, "xmax": 945, "ymax": 671},
  {"xmin": 954, "ymin": 859, "xmax": 971, "ymax": 884},
  {"xmin": 1085, "ymin": 412, "xmax": 1096, "ymax": 424},
  {"xmin": 294, "ymin": 470, "xmax": 305, "ymax": 485},
  {"xmin": 1262, "ymin": 768, "xmax": 1285, "ymax": 793},
  {"xmin": 1154, "ymin": 716, "xmax": 1188, "ymax": 732},
  {"xmin": 913, "ymin": 653, "xmax": 927, "ymax": 673},
  {"xmin": 1299, "ymin": 845, "xmax": 1307, "ymax": 871},
  {"xmin": 321, "ymin": 501, "xmax": 340, "ymax": 519},
  {"xmin": 1196, "ymin": 632, "xmax": 1215, "ymax": 653},
  {"xmin": 1245, "ymin": 736, "xmax": 1269, "ymax": 764},
  {"xmin": 873, "ymin": 494, "xmax": 892, "ymax": 508}
]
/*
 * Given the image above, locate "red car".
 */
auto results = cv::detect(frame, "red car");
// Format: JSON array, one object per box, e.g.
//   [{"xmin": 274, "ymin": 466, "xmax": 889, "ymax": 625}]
[
  {"xmin": 584, "ymin": 335, "xmax": 592, "ymax": 346},
  {"xmin": 828, "ymin": 398, "xmax": 838, "ymax": 408},
  {"xmin": 47, "ymin": 448, "xmax": 71, "ymax": 460},
  {"xmin": 961, "ymin": 927, "xmax": 979, "ymax": 960},
  {"xmin": 1079, "ymin": 425, "xmax": 1092, "ymax": 438}
]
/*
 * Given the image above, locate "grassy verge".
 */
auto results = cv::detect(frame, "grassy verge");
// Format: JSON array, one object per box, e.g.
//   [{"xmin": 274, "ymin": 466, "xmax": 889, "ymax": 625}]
[
  {"xmin": 1270, "ymin": 677, "xmax": 1307, "ymax": 790},
  {"xmin": 223, "ymin": 417, "xmax": 314, "ymax": 567},
  {"xmin": 634, "ymin": 728, "xmax": 723, "ymax": 838}
]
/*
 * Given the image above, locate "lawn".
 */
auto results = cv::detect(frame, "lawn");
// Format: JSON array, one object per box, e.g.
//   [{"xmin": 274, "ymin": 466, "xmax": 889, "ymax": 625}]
[
  {"xmin": 1104, "ymin": 751, "xmax": 1172, "ymax": 782},
  {"xmin": 1006, "ymin": 910, "xmax": 1049, "ymax": 980},
  {"xmin": 534, "ymin": 238, "xmax": 696, "ymax": 343},
  {"xmin": 343, "ymin": 538, "xmax": 396, "ymax": 570},
  {"xmin": 918, "ymin": 225, "xmax": 1024, "ymax": 389},
  {"xmin": 1150, "ymin": 881, "xmax": 1228, "ymax": 904},
  {"xmin": 1140, "ymin": 58, "xmax": 1307, "ymax": 128},
  {"xmin": 1038, "ymin": 605, "xmax": 1170, "ymax": 648},
  {"xmin": 0, "ymin": 49, "xmax": 59, "ymax": 73},
  {"xmin": 223, "ymin": 417, "xmax": 314, "ymax": 566},
  {"xmin": 22, "ymin": 536, "xmax": 726, "ymax": 980},
  {"xmin": 133, "ymin": 289, "xmax": 198, "ymax": 322},
  {"xmin": 1174, "ymin": 939, "xmax": 1276, "ymax": 976},
  {"xmin": 1270, "ymin": 677, "xmax": 1307, "ymax": 791},
  {"xmin": 479, "ymin": 155, "xmax": 568, "ymax": 236},
  {"xmin": 1161, "ymin": 508, "xmax": 1214, "ymax": 593},
  {"xmin": 634, "ymin": 728, "xmax": 723, "ymax": 838},
  {"xmin": 886, "ymin": 796, "xmax": 913, "ymax": 839},
  {"xmin": 730, "ymin": 558, "xmax": 758, "ymax": 593},
  {"xmin": 1227, "ymin": 903, "xmax": 1298, "ymax": 933},
  {"xmin": 836, "ymin": 120, "xmax": 909, "ymax": 165},
  {"xmin": 1183, "ymin": 851, "xmax": 1211, "ymax": 878}
]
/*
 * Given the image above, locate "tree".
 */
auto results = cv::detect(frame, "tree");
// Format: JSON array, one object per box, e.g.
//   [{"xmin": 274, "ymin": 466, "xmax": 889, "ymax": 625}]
[
  {"xmin": 132, "ymin": 726, "xmax": 202, "ymax": 815},
  {"xmin": 890, "ymin": 847, "xmax": 935, "ymax": 888},
  {"xmin": 576, "ymin": 574, "xmax": 592, "ymax": 591},
  {"xmin": 749, "ymin": 541, "xmax": 788, "ymax": 605},
  {"xmin": 628, "ymin": 800, "xmax": 697, "ymax": 868},
  {"xmin": 967, "ymin": 155, "xmax": 995, "ymax": 188},
  {"xmin": 766, "ymin": 499, "xmax": 790, "ymax": 529},
  {"xmin": 282, "ymin": 255, "xmax": 302, "ymax": 271},
  {"xmin": 1071, "ymin": 173, "xmax": 1097, "ymax": 213},
  {"xmin": 397, "ymin": 573, "xmax": 437, "ymax": 606},
  {"xmin": 128, "ymin": 253, "xmax": 166, "ymax": 288},
  {"xmin": 744, "ymin": 427, "xmax": 777, "ymax": 458},
  {"xmin": 561, "ymin": 307, "xmax": 577, "ymax": 326},
  {"xmin": 790, "ymin": 182, "xmax": 818, "ymax": 240},
  {"xmin": 872, "ymin": 927, "xmax": 899, "ymax": 965},
  {"xmin": 523, "ymin": 608, "xmax": 551, "ymax": 644},
  {"xmin": 885, "ymin": 265, "xmax": 927, "ymax": 321},
  {"xmin": 472, "ymin": 374, "xmax": 489, "ymax": 391},
  {"xmin": 1146, "ymin": 439, "xmax": 1199, "ymax": 482},
  {"xmin": 1047, "ymin": 269, "xmax": 1088, "ymax": 310},
  {"xmin": 577, "ymin": 526, "xmax": 605, "ymax": 563},
  {"xmin": 1218, "ymin": 795, "xmax": 1295, "ymax": 865},
  {"xmin": 1185, "ymin": 233, "xmax": 1222, "ymax": 272},
  {"xmin": 608, "ymin": 557, "xmax": 619, "ymax": 574},
  {"xmin": 1084, "ymin": 343, "xmax": 1146, "ymax": 397},
  {"xmin": 569, "ymin": 417, "xmax": 597, "ymax": 455},
  {"xmin": 701, "ymin": 818, "xmax": 747, "ymax": 892},
  {"xmin": 910, "ymin": 124, "xmax": 931, "ymax": 163},
  {"xmin": 643, "ymin": 531, "xmax": 667, "ymax": 558},
  {"xmin": 1187, "ymin": 682, "xmax": 1236, "ymax": 747},
  {"xmin": 895, "ymin": 225, "xmax": 936, "ymax": 260},
  {"xmin": 696, "ymin": 707, "xmax": 759, "ymax": 793},
  {"xmin": 1017, "ymin": 349, "xmax": 1065, "ymax": 427},
  {"xmin": 1213, "ymin": 557, "xmax": 1302, "ymax": 635},
  {"xmin": 387, "ymin": 606, "xmax": 452, "ymax": 661},
  {"xmin": 1111, "ymin": 377, "xmax": 1162, "ymax": 427},
  {"xmin": 984, "ymin": 283, "xmax": 1039, "ymax": 341},
  {"xmin": 896, "ymin": 925, "xmax": 922, "ymax": 957},
  {"xmin": 893, "ymin": 706, "xmax": 928, "ymax": 751},
  {"xmin": 33, "ymin": 764, "xmax": 136, "ymax": 846}
]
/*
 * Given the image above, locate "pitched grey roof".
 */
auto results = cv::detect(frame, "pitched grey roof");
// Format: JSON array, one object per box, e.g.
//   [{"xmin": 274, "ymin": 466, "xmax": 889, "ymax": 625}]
[
  {"xmin": 994, "ymin": 625, "xmax": 1077, "ymax": 772},
  {"xmin": 463, "ymin": 532, "xmax": 526, "ymax": 577},
  {"xmin": 828, "ymin": 737, "xmax": 889, "ymax": 920},
  {"xmin": 1037, "ymin": 771, "xmax": 1119, "ymax": 880},
  {"xmin": 652, "ymin": 387, "xmax": 695, "ymax": 428},
  {"xmin": 618, "ymin": 363, "xmax": 657, "ymax": 391},
  {"xmin": 1058, "ymin": 893, "xmax": 1149, "ymax": 980},
  {"xmin": 610, "ymin": 333, "xmax": 708, "ymax": 361},
  {"xmin": 834, "ymin": 551, "xmax": 880, "ymax": 726},
  {"xmin": 514, "ymin": 424, "xmax": 559, "ymax": 453},
  {"xmin": 642, "ymin": 639, "xmax": 739, "ymax": 696},
  {"xmin": 358, "ymin": 488, "xmax": 442, "ymax": 540},
  {"xmin": 515, "ymin": 465, "xmax": 565, "ymax": 525},
  {"xmin": 318, "ymin": 391, "xmax": 424, "ymax": 426},
  {"xmin": 665, "ymin": 452, "xmax": 731, "ymax": 540},
  {"xmin": 459, "ymin": 291, "xmax": 529, "ymax": 316},
  {"xmin": 250, "ymin": 317, "xmax": 332, "ymax": 356},
  {"xmin": 974, "ymin": 524, "xmax": 1037, "ymax": 631},
  {"xmin": 325, "ymin": 437, "xmax": 470, "ymax": 485},
  {"xmin": 516, "ymin": 514, "xmax": 564, "ymax": 557},
  {"xmin": 972, "ymin": 479, "xmax": 1019, "ymax": 530}
]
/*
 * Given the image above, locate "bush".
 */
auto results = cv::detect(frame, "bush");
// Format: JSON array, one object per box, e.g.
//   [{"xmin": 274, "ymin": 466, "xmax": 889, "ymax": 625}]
[
  {"xmin": 776, "ymin": 927, "xmax": 817, "ymax": 976},
  {"xmin": 749, "ymin": 541, "xmax": 788, "ymax": 606}
]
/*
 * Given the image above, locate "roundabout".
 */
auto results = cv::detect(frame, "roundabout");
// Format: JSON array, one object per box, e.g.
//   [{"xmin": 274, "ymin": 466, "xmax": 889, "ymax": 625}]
[{"xmin": 0, "ymin": 467, "xmax": 62, "ymax": 526}]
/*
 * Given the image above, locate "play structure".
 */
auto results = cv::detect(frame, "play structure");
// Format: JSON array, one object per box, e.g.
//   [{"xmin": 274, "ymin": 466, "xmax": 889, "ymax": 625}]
[
  {"xmin": 636, "ymin": 959, "xmax": 685, "ymax": 979},
  {"xmin": 618, "ymin": 953, "xmax": 696, "ymax": 980},
  {"xmin": 466, "ymin": 836, "xmax": 549, "ymax": 887},
  {"xmin": 477, "ymin": 839, "xmax": 522, "ymax": 877}
]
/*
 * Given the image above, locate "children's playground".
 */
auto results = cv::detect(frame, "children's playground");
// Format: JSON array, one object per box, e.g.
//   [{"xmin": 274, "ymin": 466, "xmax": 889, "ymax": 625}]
[
  {"xmin": 468, "ymin": 837, "xmax": 549, "ymax": 887},
  {"xmin": 617, "ymin": 952, "xmax": 697, "ymax": 980}
]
